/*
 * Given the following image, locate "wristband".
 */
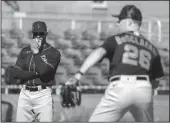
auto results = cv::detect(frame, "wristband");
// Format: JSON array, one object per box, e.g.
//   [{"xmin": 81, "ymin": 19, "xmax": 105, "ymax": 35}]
[{"xmin": 77, "ymin": 71, "xmax": 84, "ymax": 75}]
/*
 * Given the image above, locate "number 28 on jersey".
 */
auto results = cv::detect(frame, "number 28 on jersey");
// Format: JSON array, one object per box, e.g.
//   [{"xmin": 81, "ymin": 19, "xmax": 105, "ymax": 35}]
[{"xmin": 122, "ymin": 44, "xmax": 152, "ymax": 70}]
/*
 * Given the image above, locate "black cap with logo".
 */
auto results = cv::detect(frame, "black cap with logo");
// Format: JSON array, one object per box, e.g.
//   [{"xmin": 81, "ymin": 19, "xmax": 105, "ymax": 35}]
[
  {"xmin": 32, "ymin": 21, "xmax": 47, "ymax": 33},
  {"xmin": 112, "ymin": 5, "xmax": 142, "ymax": 23}
]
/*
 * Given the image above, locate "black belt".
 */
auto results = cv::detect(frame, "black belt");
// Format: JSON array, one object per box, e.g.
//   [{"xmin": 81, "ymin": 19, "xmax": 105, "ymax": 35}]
[
  {"xmin": 25, "ymin": 85, "xmax": 46, "ymax": 91},
  {"xmin": 110, "ymin": 76, "xmax": 148, "ymax": 82}
]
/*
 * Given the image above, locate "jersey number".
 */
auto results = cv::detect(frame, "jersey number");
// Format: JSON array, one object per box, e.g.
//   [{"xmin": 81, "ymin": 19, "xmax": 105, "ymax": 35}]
[{"xmin": 122, "ymin": 44, "xmax": 151, "ymax": 70}]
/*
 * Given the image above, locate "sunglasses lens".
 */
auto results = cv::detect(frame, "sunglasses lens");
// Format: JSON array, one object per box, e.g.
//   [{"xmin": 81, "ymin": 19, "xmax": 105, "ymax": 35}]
[
  {"xmin": 33, "ymin": 32, "xmax": 45, "ymax": 37},
  {"xmin": 39, "ymin": 32, "xmax": 45, "ymax": 36}
]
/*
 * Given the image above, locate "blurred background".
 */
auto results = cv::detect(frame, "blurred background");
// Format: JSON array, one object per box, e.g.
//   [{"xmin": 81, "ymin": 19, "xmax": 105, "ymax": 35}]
[{"xmin": 1, "ymin": 1, "xmax": 169, "ymax": 122}]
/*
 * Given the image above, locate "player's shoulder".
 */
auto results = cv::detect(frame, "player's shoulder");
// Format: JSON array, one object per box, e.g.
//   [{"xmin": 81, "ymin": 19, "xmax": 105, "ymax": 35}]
[
  {"xmin": 140, "ymin": 35, "xmax": 155, "ymax": 47},
  {"xmin": 48, "ymin": 44, "xmax": 61, "ymax": 58},
  {"xmin": 21, "ymin": 46, "xmax": 30, "ymax": 51},
  {"xmin": 146, "ymin": 40, "xmax": 158, "ymax": 51},
  {"xmin": 20, "ymin": 46, "xmax": 31, "ymax": 54},
  {"xmin": 16, "ymin": 46, "xmax": 31, "ymax": 57},
  {"xmin": 141, "ymin": 35, "xmax": 159, "ymax": 56},
  {"xmin": 105, "ymin": 33, "xmax": 121, "ymax": 44},
  {"xmin": 105, "ymin": 32, "xmax": 130, "ymax": 45},
  {"xmin": 150, "ymin": 42, "xmax": 160, "ymax": 57},
  {"xmin": 49, "ymin": 45, "xmax": 61, "ymax": 55},
  {"xmin": 106, "ymin": 33, "xmax": 121, "ymax": 39}
]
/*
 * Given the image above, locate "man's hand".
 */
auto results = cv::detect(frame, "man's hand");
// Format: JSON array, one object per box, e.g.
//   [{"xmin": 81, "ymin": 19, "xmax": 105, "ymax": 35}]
[
  {"xmin": 60, "ymin": 72, "xmax": 82, "ymax": 108},
  {"xmin": 30, "ymin": 39, "xmax": 40, "ymax": 54},
  {"xmin": 65, "ymin": 72, "xmax": 82, "ymax": 86}
]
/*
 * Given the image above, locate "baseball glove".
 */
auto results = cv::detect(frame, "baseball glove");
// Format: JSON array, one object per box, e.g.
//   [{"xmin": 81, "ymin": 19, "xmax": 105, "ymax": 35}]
[{"xmin": 60, "ymin": 77, "xmax": 81, "ymax": 108}]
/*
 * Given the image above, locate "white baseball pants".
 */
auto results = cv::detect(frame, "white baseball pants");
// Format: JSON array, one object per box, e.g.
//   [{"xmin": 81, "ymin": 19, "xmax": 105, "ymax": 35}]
[
  {"xmin": 89, "ymin": 75, "xmax": 153, "ymax": 122},
  {"xmin": 16, "ymin": 87, "xmax": 53, "ymax": 122}
]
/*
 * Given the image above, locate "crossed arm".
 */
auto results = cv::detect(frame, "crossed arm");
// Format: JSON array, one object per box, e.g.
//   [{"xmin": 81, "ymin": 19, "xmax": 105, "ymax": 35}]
[
  {"xmin": 12, "ymin": 48, "xmax": 60, "ymax": 82},
  {"xmin": 12, "ymin": 66, "xmax": 39, "ymax": 81},
  {"xmin": 12, "ymin": 48, "xmax": 39, "ymax": 81}
]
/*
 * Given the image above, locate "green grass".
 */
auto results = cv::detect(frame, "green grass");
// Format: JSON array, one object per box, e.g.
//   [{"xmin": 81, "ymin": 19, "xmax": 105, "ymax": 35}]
[{"xmin": 1, "ymin": 94, "xmax": 169, "ymax": 122}]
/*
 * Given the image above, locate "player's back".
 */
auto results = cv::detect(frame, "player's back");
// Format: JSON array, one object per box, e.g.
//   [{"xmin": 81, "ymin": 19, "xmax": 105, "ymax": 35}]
[{"xmin": 109, "ymin": 31, "xmax": 158, "ymax": 77}]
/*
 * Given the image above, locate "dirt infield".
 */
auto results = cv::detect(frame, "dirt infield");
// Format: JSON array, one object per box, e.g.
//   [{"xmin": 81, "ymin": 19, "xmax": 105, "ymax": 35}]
[{"xmin": 1, "ymin": 94, "xmax": 169, "ymax": 122}]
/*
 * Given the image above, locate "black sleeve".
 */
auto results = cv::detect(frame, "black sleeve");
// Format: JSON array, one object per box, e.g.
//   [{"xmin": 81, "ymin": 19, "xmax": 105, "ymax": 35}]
[
  {"xmin": 13, "ymin": 48, "xmax": 39, "ymax": 81},
  {"xmin": 33, "ymin": 50, "xmax": 61, "ymax": 76},
  {"xmin": 12, "ymin": 67, "xmax": 39, "ymax": 81},
  {"xmin": 100, "ymin": 36, "xmax": 117, "ymax": 60},
  {"xmin": 150, "ymin": 54, "xmax": 164, "ymax": 80},
  {"xmin": 15, "ymin": 48, "xmax": 25, "ymax": 69}
]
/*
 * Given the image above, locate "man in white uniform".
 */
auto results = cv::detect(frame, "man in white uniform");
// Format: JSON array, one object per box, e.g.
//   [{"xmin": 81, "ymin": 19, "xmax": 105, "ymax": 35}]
[{"xmin": 66, "ymin": 5, "xmax": 164, "ymax": 122}]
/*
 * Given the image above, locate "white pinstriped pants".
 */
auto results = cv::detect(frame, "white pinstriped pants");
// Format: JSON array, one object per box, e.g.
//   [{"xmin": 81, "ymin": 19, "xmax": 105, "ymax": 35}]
[
  {"xmin": 89, "ymin": 75, "xmax": 154, "ymax": 122},
  {"xmin": 16, "ymin": 87, "xmax": 53, "ymax": 122}
]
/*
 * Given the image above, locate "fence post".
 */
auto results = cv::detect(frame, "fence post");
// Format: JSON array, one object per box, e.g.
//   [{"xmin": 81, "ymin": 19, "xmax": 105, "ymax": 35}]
[
  {"xmin": 19, "ymin": 17, "xmax": 23, "ymax": 30},
  {"xmin": 71, "ymin": 20, "xmax": 76, "ymax": 30},
  {"xmin": 148, "ymin": 18, "xmax": 162, "ymax": 43},
  {"xmin": 5, "ymin": 87, "xmax": 9, "ymax": 95},
  {"xmin": 154, "ymin": 88, "xmax": 158, "ymax": 96},
  {"xmin": 148, "ymin": 21, "xmax": 152, "ymax": 42},
  {"xmin": 156, "ymin": 19, "xmax": 162, "ymax": 42},
  {"xmin": 13, "ymin": 12, "xmax": 26, "ymax": 30},
  {"xmin": 56, "ymin": 85, "xmax": 61, "ymax": 95},
  {"xmin": 97, "ymin": 21, "xmax": 102, "ymax": 34}
]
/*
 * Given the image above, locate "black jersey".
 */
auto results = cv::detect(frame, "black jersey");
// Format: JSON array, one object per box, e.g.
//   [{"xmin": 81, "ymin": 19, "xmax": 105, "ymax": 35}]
[{"xmin": 100, "ymin": 31, "xmax": 164, "ymax": 80}]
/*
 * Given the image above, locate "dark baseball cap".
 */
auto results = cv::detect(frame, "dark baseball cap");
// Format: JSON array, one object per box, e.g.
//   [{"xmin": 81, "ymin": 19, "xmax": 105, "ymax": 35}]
[
  {"xmin": 32, "ymin": 21, "xmax": 47, "ymax": 33},
  {"xmin": 112, "ymin": 5, "xmax": 142, "ymax": 23}
]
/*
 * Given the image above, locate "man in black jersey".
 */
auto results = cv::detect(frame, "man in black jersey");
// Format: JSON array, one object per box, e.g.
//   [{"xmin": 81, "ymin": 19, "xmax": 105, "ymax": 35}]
[
  {"xmin": 66, "ymin": 5, "xmax": 164, "ymax": 122},
  {"xmin": 13, "ymin": 21, "xmax": 61, "ymax": 122}
]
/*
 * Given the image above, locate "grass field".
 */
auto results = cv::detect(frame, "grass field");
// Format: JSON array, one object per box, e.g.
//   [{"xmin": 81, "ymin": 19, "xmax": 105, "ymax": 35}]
[{"xmin": 1, "ymin": 94, "xmax": 169, "ymax": 122}]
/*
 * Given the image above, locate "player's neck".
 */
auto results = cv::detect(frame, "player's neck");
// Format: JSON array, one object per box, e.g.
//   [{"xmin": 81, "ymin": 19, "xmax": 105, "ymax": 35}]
[
  {"xmin": 127, "ymin": 27, "xmax": 140, "ymax": 36},
  {"xmin": 133, "ymin": 31, "xmax": 140, "ymax": 36},
  {"xmin": 125, "ymin": 30, "xmax": 140, "ymax": 37}
]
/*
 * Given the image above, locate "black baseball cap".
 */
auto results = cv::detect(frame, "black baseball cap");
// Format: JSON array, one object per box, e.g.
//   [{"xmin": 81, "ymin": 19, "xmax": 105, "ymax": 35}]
[
  {"xmin": 32, "ymin": 21, "xmax": 47, "ymax": 33},
  {"xmin": 112, "ymin": 5, "xmax": 142, "ymax": 23}
]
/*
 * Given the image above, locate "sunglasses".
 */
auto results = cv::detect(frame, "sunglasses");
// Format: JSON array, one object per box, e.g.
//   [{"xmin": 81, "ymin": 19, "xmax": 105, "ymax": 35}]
[{"xmin": 33, "ymin": 32, "xmax": 45, "ymax": 37}]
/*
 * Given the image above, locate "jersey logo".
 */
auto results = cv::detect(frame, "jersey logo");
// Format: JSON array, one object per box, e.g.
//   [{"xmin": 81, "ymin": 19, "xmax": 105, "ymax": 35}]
[{"xmin": 41, "ymin": 55, "xmax": 47, "ymax": 63}]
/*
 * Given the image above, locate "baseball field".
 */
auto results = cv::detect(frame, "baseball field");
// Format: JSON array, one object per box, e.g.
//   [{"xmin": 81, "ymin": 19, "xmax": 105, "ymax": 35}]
[{"xmin": 1, "ymin": 94, "xmax": 169, "ymax": 122}]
